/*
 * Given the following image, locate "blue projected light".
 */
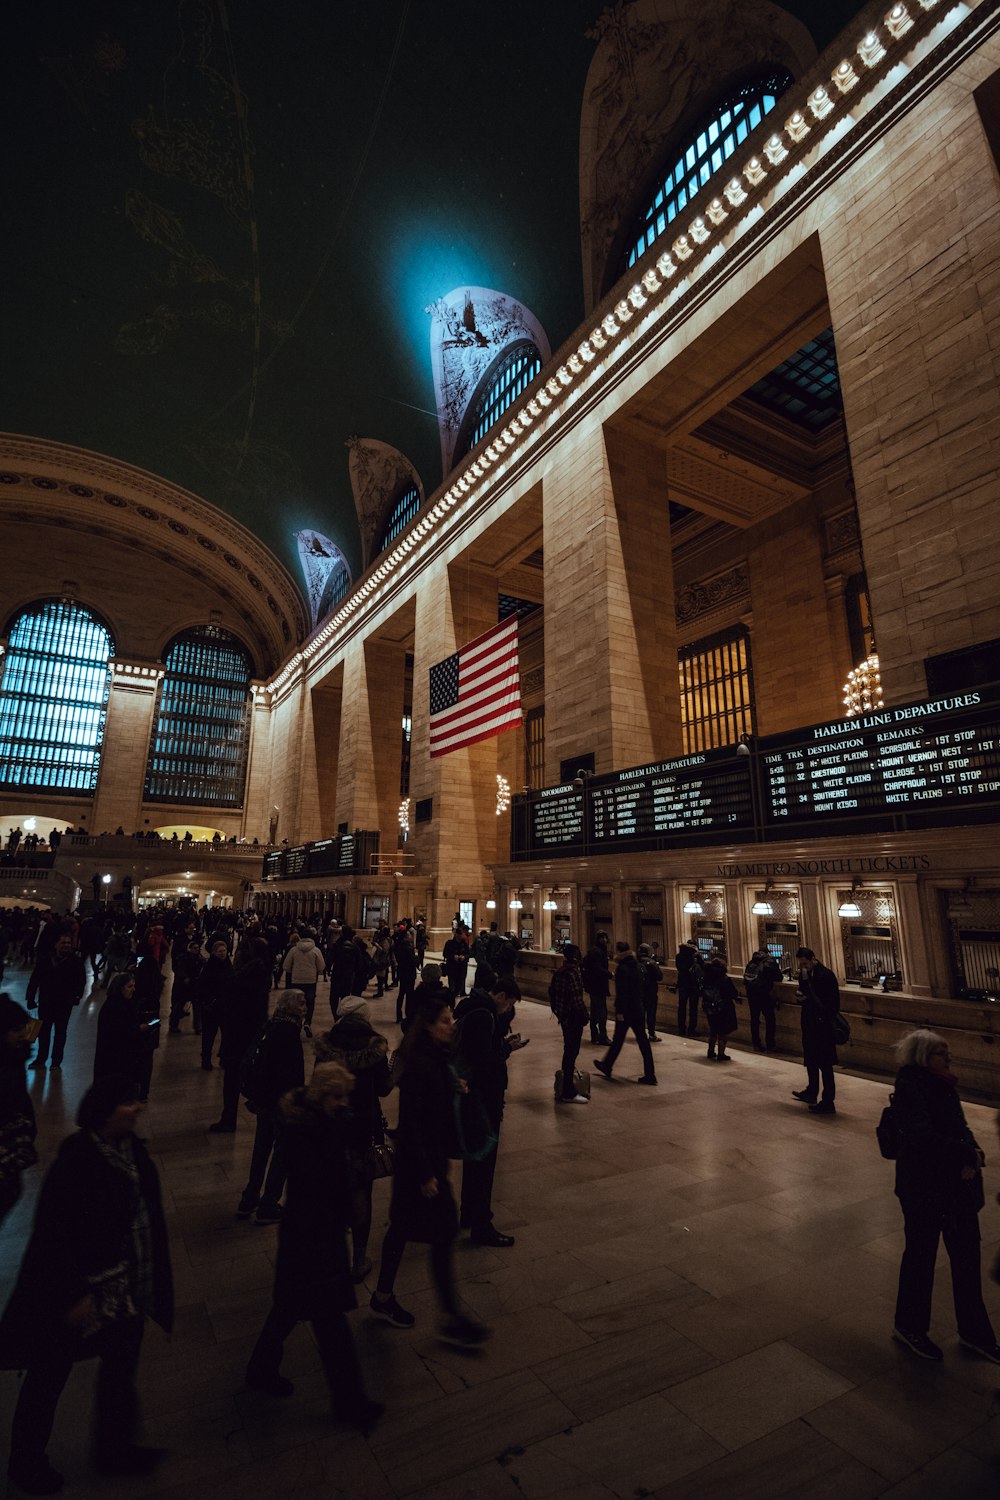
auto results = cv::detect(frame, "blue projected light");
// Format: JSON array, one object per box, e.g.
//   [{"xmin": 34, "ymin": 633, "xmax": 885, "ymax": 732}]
[{"xmin": 0, "ymin": 600, "xmax": 113, "ymax": 794}]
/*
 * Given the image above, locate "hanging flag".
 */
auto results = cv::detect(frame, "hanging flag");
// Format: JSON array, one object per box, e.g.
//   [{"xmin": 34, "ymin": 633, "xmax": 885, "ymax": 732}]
[{"xmin": 429, "ymin": 616, "xmax": 521, "ymax": 758}]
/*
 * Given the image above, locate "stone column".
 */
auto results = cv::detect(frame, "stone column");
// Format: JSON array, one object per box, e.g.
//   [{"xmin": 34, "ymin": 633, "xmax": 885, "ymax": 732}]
[
  {"xmin": 541, "ymin": 422, "xmax": 681, "ymax": 781},
  {"xmin": 91, "ymin": 664, "xmax": 161, "ymax": 834}
]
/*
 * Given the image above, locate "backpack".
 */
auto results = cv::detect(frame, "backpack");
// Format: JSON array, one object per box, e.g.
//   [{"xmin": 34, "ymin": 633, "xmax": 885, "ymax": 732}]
[
  {"xmin": 876, "ymin": 1092, "xmax": 899, "ymax": 1159},
  {"xmin": 743, "ymin": 958, "xmax": 765, "ymax": 987}
]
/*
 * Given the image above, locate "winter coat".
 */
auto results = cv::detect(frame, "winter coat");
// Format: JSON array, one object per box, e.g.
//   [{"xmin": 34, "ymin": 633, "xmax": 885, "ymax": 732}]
[
  {"xmin": 701, "ymin": 963, "xmax": 739, "ymax": 1035},
  {"xmin": 453, "ymin": 988, "xmax": 507, "ymax": 1121},
  {"xmin": 638, "ymin": 956, "xmax": 663, "ymax": 1002},
  {"xmin": 93, "ymin": 991, "xmax": 145, "ymax": 1086},
  {"xmin": 271, "ymin": 1099, "xmax": 355, "ymax": 1317},
  {"xmin": 612, "ymin": 952, "xmax": 644, "ymax": 1021},
  {"xmin": 330, "ymin": 936, "xmax": 366, "ymax": 997},
  {"xmin": 0, "ymin": 1130, "xmax": 173, "ymax": 1370},
  {"xmin": 0, "ymin": 1049, "xmax": 36, "ymax": 1222},
  {"xmin": 388, "ymin": 1033, "xmax": 459, "ymax": 1244},
  {"xmin": 195, "ymin": 954, "xmax": 235, "ymax": 1011},
  {"xmin": 245, "ymin": 1016, "xmax": 304, "ymax": 1109},
  {"xmin": 443, "ymin": 937, "xmax": 470, "ymax": 989},
  {"xmin": 893, "ymin": 1064, "xmax": 985, "ymax": 1212},
  {"xmin": 314, "ymin": 1016, "xmax": 392, "ymax": 1150},
  {"xmin": 282, "ymin": 937, "xmax": 325, "ymax": 987},
  {"xmin": 582, "ymin": 945, "xmax": 611, "ymax": 999},
  {"xmin": 394, "ymin": 932, "xmax": 417, "ymax": 981},
  {"xmin": 218, "ymin": 958, "xmax": 272, "ymax": 1069},
  {"xmin": 799, "ymin": 962, "xmax": 841, "ymax": 1063},
  {"xmin": 25, "ymin": 950, "xmax": 86, "ymax": 1012},
  {"xmin": 675, "ymin": 945, "xmax": 703, "ymax": 995}
]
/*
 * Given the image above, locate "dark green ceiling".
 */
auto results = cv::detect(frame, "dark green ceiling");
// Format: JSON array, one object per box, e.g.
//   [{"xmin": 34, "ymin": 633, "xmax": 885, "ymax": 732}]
[{"xmin": 3, "ymin": 0, "xmax": 865, "ymax": 590}]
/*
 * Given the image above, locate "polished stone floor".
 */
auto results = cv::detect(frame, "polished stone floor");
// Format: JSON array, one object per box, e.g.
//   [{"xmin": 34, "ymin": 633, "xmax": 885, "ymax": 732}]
[{"xmin": 1, "ymin": 962, "xmax": 999, "ymax": 1499}]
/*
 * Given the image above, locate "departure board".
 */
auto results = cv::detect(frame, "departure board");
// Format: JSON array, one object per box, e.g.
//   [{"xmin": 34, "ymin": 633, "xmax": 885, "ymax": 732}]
[
  {"xmin": 761, "ymin": 690, "xmax": 1000, "ymax": 826},
  {"xmin": 261, "ymin": 830, "xmax": 380, "ymax": 879},
  {"xmin": 590, "ymin": 751, "xmax": 754, "ymax": 846},
  {"xmin": 529, "ymin": 786, "xmax": 585, "ymax": 852}
]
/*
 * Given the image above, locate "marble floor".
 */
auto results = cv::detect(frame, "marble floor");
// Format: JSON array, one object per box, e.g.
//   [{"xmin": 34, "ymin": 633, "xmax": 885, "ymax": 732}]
[{"xmin": 1, "ymin": 964, "xmax": 999, "ymax": 1499}]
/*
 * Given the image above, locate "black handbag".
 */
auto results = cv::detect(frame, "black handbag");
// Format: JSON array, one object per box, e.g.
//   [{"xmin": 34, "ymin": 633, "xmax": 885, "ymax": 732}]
[
  {"xmin": 832, "ymin": 1010, "xmax": 851, "ymax": 1047},
  {"xmin": 876, "ymin": 1094, "xmax": 898, "ymax": 1159},
  {"xmin": 365, "ymin": 1112, "xmax": 395, "ymax": 1180}
]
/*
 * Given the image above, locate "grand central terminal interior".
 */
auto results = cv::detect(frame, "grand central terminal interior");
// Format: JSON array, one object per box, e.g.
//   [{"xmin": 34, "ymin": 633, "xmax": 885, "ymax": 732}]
[{"xmin": 2, "ymin": 0, "xmax": 1000, "ymax": 1495}]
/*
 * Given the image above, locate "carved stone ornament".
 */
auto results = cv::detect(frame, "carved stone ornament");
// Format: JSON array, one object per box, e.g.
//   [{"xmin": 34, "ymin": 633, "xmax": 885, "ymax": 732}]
[
  {"xmin": 675, "ymin": 563, "xmax": 750, "ymax": 625},
  {"xmin": 346, "ymin": 438, "xmax": 424, "ymax": 571},
  {"xmin": 825, "ymin": 508, "xmax": 861, "ymax": 557}
]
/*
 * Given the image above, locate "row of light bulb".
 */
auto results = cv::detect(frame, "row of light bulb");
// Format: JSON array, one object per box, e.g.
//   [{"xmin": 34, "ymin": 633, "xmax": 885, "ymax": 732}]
[{"xmin": 266, "ymin": 0, "xmax": 937, "ymax": 701}]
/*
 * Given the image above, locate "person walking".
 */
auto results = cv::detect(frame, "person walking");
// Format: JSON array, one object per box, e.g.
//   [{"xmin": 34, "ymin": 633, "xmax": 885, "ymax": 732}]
[
  {"xmin": 453, "ymin": 978, "xmax": 520, "ymax": 1244},
  {"xmin": 701, "ymin": 956, "xmax": 739, "ymax": 1062},
  {"xmin": 195, "ymin": 938, "xmax": 235, "ymax": 1071},
  {"xmin": 393, "ymin": 923, "xmax": 417, "ymax": 1027},
  {"xmin": 675, "ymin": 939, "xmax": 703, "ymax": 1037},
  {"xmin": 281, "ymin": 929, "xmax": 324, "ymax": 1037},
  {"xmin": 26, "ymin": 931, "xmax": 87, "ymax": 1071},
  {"xmin": 236, "ymin": 990, "xmax": 306, "ymax": 1224},
  {"xmin": 168, "ymin": 926, "xmax": 203, "ymax": 1033},
  {"xmin": 313, "ymin": 997, "xmax": 393, "ymax": 1280},
  {"xmin": 594, "ymin": 942, "xmax": 657, "ymax": 1085},
  {"xmin": 369, "ymin": 996, "xmax": 490, "ymax": 1342},
  {"xmin": 582, "ymin": 933, "xmax": 612, "ymax": 1046},
  {"xmin": 0, "ymin": 996, "xmax": 37, "ymax": 1227},
  {"xmin": 549, "ymin": 944, "xmax": 589, "ymax": 1103},
  {"xmin": 0, "ymin": 1076, "xmax": 173, "ymax": 1494},
  {"xmin": 889, "ymin": 1030, "xmax": 1000, "ymax": 1364},
  {"xmin": 637, "ymin": 943, "xmax": 663, "ymax": 1043},
  {"xmin": 743, "ymin": 949, "xmax": 783, "ymax": 1052},
  {"xmin": 792, "ymin": 946, "xmax": 840, "ymax": 1114},
  {"xmin": 244, "ymin": 1063, "xmax": 383, "ymax": 1428},
  {"xmin": 93, "ymin": 972, "xmax": 150, "ymax": 1089},
  {"xmin": 329, "ymin": 926, "xmax": 365, "ymax": 1016},
  {"xmin": 210, "ymin": 937, "xmax": 272, "ymax": 1133}
]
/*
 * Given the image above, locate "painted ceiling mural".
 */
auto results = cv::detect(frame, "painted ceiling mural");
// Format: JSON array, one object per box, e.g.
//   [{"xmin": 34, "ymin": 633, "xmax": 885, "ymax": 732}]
[
  {"xmin": 346, "ymin": 439, "xmax": 424, "ymax": 573},
  {"xmin": 4, "ymin": 0, "xmax": 864, "ymax": 611},
  {"xmin": 294, "ymin": 531, "xmax": 352, "ymax": 627}
]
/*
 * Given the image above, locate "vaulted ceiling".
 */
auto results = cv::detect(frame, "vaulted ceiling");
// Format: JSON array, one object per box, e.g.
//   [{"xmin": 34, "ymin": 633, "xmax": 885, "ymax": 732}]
[{"xmin": 3, "ymin": 0, "xmax": 863, "ymax": 598}]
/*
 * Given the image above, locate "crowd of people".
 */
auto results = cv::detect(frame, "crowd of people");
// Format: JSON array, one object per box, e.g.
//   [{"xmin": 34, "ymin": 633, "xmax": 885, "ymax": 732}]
[{"xmin": 0, "ymin": 903, "xmax": 998, "ymax": 1494}]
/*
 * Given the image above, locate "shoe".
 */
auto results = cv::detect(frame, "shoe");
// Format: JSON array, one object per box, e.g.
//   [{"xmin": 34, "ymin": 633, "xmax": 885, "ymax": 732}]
[
  {"xmin": 255, "ymin": 1206, "xmax": 282, "ymax": 1224},
  {"xmin": 598, "ymin": 1035, "xmax": 613, "ymax": 1046},
  {"xmin": 351, "ymin": 1256, "xmax": 373, "ymax": 1282},
  {"xmin": 208, "ymin": 1121, "xmax": 236, "ymax": 1133},
  {"xmin": 93, "ymin": 1445, "xmax": 163, "ymax": 1477},
  {"xmin": 470, "ymin": 1227, "xmax": 515, "ymax": 1248},
  {"xmin": 809, "ymin": 1100, "xmax": 836, "ymax": 1114},
  {"xmin": 246, "ymin": 1367, "xmax": 294, "ymax": 1397},
  {"xmin": 792, "ymin": 1089, "xmax": 817, "ymax": 1103},
  {"xmin": 341, "ymin": 1398, "xmax": 384, "ymax": 1431},
  {"xmin": 440, "ymin": 1313, "xmax": 492, "ymax": 1345},
  {"xmin": 707, "ymin": 1051, "xmax": 717, "ymax": 1061},
  {"xmin": 753, "ymin": 1044, "xmax": 765, "ymax": 1053},
  {"xmin": 370, "ymin": 1293, "xmax": 415, "ymax": 1328},
  {"xmin": 637, "ymin": 1075, "xmax": 658, "ymax": 1085},
  {"xmin": 594, "ymin": 1059, "xmax": 612, "ymax": 1079},
  {"xmin": 959, "ymin": 1337, "xmax": 1000, "ymax": 1363},
  {"xmin": 893, "ymin": 1327, "xmax": 943, "ymax": 1361},
  {"xmin": 235, "ymin": 1197, "xmax": 259, "ymax": 1219},
  {"xmin": 303, "ymin": 1025, "xmax": 312, "ymax": 1039},
  {"xmin": 558, "ymin": 1093, "xmax": 590, "ymax": 1104},
  {"xmin": 717, "ymin": 1054, "xmax": 732, "ymax": 1063},
  {"xmin": 687, "ymin": 1028, "xmax": 699, "ymax": 1038},
  {"xmin": 7, "ymin": 1458, "xmax": 65, "ymax": 1494},
  {"xmin": 28, "ymin": 1059, "xmax": 46, "ymax": 1070},
  {"xmin": 649, "ymin": 1033, "xmax": 661, "ymax": 1042}
]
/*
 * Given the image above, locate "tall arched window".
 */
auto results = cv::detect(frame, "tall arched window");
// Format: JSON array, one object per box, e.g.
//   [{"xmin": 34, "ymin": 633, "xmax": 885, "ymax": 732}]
[
  {"xmin": 145, "ymin": 626, "xmax": 252, "ymax": 806},
  {"xmin": 456, "ymin": 340, "xmax": 542, "ymax": 459},
  {"xmin": 378, "ymin": 483, "xmax": 422, "ymax": 555},
  {"xmin": 0, "ymin": 599, "xmax": 113, "ymax": 793},
  {"xmin": 621, "ymin": 69, "xmax": 793, "ymax": 274}
]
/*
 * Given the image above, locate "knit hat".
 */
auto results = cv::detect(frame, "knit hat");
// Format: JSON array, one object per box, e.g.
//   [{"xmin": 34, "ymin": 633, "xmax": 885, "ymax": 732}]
[
  {"xmin": 337, "ymin": 996, "xmax": 371, "ymax": 1022},
  {"xmin": 638, "ymin": 943, "xmax": 652, "ymax": 956}
]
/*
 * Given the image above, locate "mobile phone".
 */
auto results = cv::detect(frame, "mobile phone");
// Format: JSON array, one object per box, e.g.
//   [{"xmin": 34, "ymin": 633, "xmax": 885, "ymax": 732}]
[{"xmin": 147, "ymin": 1018, "xmax": 161, "ymax": 1028}]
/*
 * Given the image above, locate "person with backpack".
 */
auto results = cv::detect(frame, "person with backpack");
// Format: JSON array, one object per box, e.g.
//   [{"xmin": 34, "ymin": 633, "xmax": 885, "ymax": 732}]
[
  {"xmin": 743, "ymin": 949, "xmax": 783, "ymax": 1052},
  {"xmin": 595, "ymin": 942, "xmax": 658, "ymax": 1085},
  {"xmin": 581, "ymin": 934, "xmax": 612, "ymax": 1046},
  {"xmin": 549, "ymin": 945, "xmax": 589, "ymax": 1104},
  {"xmin": 701, "ymin": 955, "xmax": 739, "ymax": 1062},
  {"xmin": 675, "ymin": 939, "xmax": 703, "ymax": 1037},
  {"xmin": 637, "ymin": 944, "xmax": 663, "ymax": 1043},
  {"xmin": 236, "ymin": 990, "xmax": 307, "ymax": 1224}
]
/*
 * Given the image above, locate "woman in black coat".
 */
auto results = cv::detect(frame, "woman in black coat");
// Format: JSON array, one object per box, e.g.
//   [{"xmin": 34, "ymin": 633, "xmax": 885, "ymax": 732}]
[
  {"xmin": 0, "ymin": 995, "xmax": 37, "ymax": 1226},
  {"xmin": 210, "ymin": 937, "xmax": 272, "ymax": 1133},
  {"xmin": 245, "ymin": 1062, "xmax": 382, "ymax": 1429},
  {"xmin": 369, "ymin": 996, "xmax": 490, "ymax": 1344},
  {"xmin": 93, "ymin": 971, "xmax": 149, "ymax": 1089},
  {"xmin": 313, "ymin": 996, "xmax": 392, "ymax": 1280},
  {"xmin": 701, "ymin": 957, "xmax": 738, "ymax": 1063},
  {"xmin": 132, "ymin": 958, "xmax": 163, "ymax": 1101},
  {"xmin": 890, "ymin": 1029, "xmax": 999, "ymax": 1363},
  {"xmin": 0, "ymin": 1075, "xmax": 173, "ymax": 1495}
]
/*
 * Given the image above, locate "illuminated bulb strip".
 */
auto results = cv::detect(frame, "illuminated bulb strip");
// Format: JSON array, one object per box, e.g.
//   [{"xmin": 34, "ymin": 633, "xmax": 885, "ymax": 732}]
[
  {"xmin": 641, "ymin": 269, "xmax": 661, "ymax": 292},
  {"xmin": 833, "ymin": 57, "xmax": 861, "ymax": 92},
  {"xmin": 689, "ymin": 216, "xmax": 710, "ymax": 244},
  {"xmin": 810, "ymin": 84, "xmax": 834, "ymax": 119},
  {"xmin": 744, "ymin": 155, "xmax": 767, "ymax": 186},
  {"xmin": 615, "ymin": 298, "xmax": 633, "ymax": 322},
  {"xmin": 589, "ymin": 326, "xmax": 607, "ymax": 349},
  {"xmin": 673, "ymin": 235, "xmax": 693, "ymax": 260},
  {"xmin": 706, "ymin": 198, "xmax": 728, "ymax": 225},
  {"xmin": 858, "ymin": 30, "xmax": 886, "ymax": 67},
  {"xmin": 655, "ymin": 250, "xmax": 676, "ymax": 276},
  {"xmin": 786, "ymin": 109, "xmax": 809, "ymax": 142},
  {"xmin": 885, "ymin": 3, "xmax": 913, "ymax": 39},
  {"xmin": 764, "ymin": 133, "xmax": 788, "ymax": 165},
  {"xmin": 627, "ymin": 282, "xmax": 647, "ymax": 308},
  {"xmin": 602, "ymin": 313, "xmax": 619, "ymax": 337}
]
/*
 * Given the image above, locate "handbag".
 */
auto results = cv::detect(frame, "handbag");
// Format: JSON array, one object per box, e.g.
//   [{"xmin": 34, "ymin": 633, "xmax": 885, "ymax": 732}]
[
  {"xmin": 832, "ymin": 1010, "xmax": 851, "ymax": 1047},
  {"xmin": 366, "ymin": 1140, "xmax": 395, "ymax": 1180},
  {"xmin": 554, "ymin": 1068, "xmax": 591, "ymax": 1099},
  {"xmin": 450, "ymin": 1070, "xmax": 498, "ymax": 1162},
  {"xmin": 876, "ymin": 1093, "xmax": 898, "ymax": 1159}
]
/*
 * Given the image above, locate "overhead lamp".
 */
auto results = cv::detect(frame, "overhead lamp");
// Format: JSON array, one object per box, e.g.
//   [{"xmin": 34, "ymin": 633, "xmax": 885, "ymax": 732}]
[
  {"xmin": 752, "ymin": 898, "xmax": 773, "ymax": 917},
  {"xmin": 543, "ymin": 899, "xmax": 557, "ymax": 911},
  {"xmin": 838, "ymin": 883, "xmax": 863, "ymax": 919},
  {"xmin": 485, "ymin": 898, "xmax": 497, "ymax": 910},
  {"xmin": 101, "ymin": 873, "xmax": 112, "ymax": 885},
  {"xmin": 509, "ymin": 897, "xmax": 523, "ymax": 911},
  {"xmin": 683, "ymin": 885, "xmax": 704, "ymax": 915}
]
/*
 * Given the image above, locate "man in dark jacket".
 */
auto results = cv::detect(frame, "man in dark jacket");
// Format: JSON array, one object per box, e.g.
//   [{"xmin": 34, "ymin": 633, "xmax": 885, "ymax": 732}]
[
  {"xmin": 392, "ymin": 924, "xmax": 418, "ymax": 1027},
  {"xmin": 595, "ymin": 943, "xmax": 657, "ymax": 1085},
  {"xmin": 550, "ymin": 946, "xmax": 589, "ymax": 1103},
  {"xmin": 792, "ymin": 946, "xmax": 840, "ymax": 1114},
  {"xmin": 581, "ymin": 934, "xmax": 612, "ymax": 1046},
  {"xmin": 236, "ymin": 990, "xmax": 307, "ymax": 1223},
  {"xmin": 743, "ymin": 949, "xmax": 783, "ymax": 1052},
  {"xmin": 329, "ymin": 928, "xmax": 365, "ymax": 1013},
  {"xmin": 675, "ymin": 939, "xmax": 702, "ymax": 1037},
  {"xmin": 443, "ymin": 929, "xmax": 470, "ymax": 999},
  {"xmin": 453, "ymin": 979, "xmax": 520, "ymax": 1246},
  {"xmin": 637, "ymin": 944, "xmax": 663, "ymax": 1042},
  {"xmin": 26, "ymin": 932, "xmax": 86, "ymax": 1070}
]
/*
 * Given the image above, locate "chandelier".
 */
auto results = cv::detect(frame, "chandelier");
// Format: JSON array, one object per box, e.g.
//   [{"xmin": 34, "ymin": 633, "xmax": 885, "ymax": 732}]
[
  {"xmin": 398, "ymin": 797, "xmax": 411, "ymax": 836},
  {"xmin": 495, "ymin": 773, "xmax": 511, "ymax": 815},
  {"xmin": 843, "ymin": 652, "xmax": 882, "ymax": 716}
]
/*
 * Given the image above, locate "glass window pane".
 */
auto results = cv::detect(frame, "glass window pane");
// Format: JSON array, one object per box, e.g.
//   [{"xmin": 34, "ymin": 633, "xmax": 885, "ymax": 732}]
[{"xmin": 144, "ymin": 627, "xmax": 251, "ymax": 807}]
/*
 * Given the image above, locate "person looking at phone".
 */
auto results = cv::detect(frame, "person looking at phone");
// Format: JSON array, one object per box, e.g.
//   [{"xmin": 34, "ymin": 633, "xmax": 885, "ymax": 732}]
[{"xmin": 93, "ymin": 972, "xmax": 155, "ymax": 1092}]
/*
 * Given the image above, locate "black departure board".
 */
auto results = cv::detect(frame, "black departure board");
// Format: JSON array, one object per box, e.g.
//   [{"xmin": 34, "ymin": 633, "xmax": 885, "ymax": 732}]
[
  {"xmin": 761, "ymin": 690, "xmax": 1000, "ymax": 827},
  {"xmin": 261, "ymin": 830, "xmax": 380, "ymax": 880},
  {"xmin": 590, "ymin": 751, "xmax": 753, "ymax": 845},
  {"xmin": 529, "ymin": 786, "xmax": 585, "ymax": 852},
  {"xmin": 284, "ymin": 845, "xmax": 307, "ymax": 877}
]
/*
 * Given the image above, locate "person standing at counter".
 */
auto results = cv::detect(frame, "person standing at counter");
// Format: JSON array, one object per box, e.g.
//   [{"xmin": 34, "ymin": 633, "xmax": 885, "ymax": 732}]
[
  {"xmin": 582, "ymin": 933, "xmax": 612, "ymax": 1047},
  {"xmin": 792, "ymin": 946, "xmax": 840, "ymax": 1115}
]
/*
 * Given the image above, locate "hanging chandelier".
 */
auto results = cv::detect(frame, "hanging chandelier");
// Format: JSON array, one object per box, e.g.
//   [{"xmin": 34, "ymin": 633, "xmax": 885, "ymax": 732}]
[
  {"xmin": 495, "ymin": 773, "xmax": 511, "ymax": 815},
  {"xmin": 398, "ymin": 797, "xmax": 411, "ymax": 836},
  {"xmin": 843, "ymin": 652, "xmax": 882, "ymax": 716}
]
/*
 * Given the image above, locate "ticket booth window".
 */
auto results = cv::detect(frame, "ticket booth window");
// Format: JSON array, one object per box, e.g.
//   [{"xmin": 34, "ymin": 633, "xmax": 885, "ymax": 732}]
[
  {"xmin": 754, "ymin": 888, "xmax": 799, "ymax": 973},
  {"xmin": 630, "ymin": 891, "xmax": 664, "ymax": 956},
  {"xmin": 517, "ymin": 903, "xmax": 534, "ymax": 947},
  {"xmin": 551, "ymin": 907, "xmax": 572, "ymax": 950},
  {"xmin": 838, "ymin": 887, "xmax": 901, "ymax": 987},
  {"xmin": 688, "ymin": 889, "xmax": 726, "ymax": 962},
  {"xmin": 945, "ymin": 888, "xmax": 1000, "ymax": 1000}
]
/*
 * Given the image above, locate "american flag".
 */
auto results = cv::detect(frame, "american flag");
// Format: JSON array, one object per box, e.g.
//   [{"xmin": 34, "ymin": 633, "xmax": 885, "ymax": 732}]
[{"xmin": 429, "ymin": 616, "xmax": 521, "ymax": 758}]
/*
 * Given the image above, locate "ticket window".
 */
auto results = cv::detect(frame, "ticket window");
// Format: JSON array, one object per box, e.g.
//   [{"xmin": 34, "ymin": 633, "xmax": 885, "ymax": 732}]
[
  {"xmin": 361, "ymin": 895, "xmax": 389, "ymax": 930},
  {"xmin": 584, "ymin": 890, "xmax": 613, "ymax": 950},
  {"xmin": 458, "ymin": 900, "xmax": 474, "ymax": 932},
  {"xmin": 631, "ymin": 890, "xmax": 664, "ymax": 957},
  {"xmin": 754, "ymin": 889, "xmax": 800, "ymax": 975},
  {"xmin": 946, "ymin": 888, "xmax": 1000, "ymax": 1000},
  {"xmin": 551, "ymin": 909, "xmax": 572, "ymax": 949},
  {"xmin": 837, "ymin": 887, "xmax": 902, "ymax": 987},
  {"xmin": 518, "ymin": 905, "xmax": 534, "ymax": 948},
  {"xmin": 688, "ymin": 889, "xmax": 726, "ymax": 963}
]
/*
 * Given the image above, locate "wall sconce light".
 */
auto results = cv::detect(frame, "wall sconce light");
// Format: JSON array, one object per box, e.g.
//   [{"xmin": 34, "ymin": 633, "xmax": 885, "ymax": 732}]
[
  {"xmin": 509, "ymin": 897, "xmax": 523, "ymax": 910},
  {"xmin": 838, "ymin": 882, "xmax": 863, "ymax": 919},
  {"xmin": 683, "ymin": 885, "xmax": 704, "ymax": 915},
  {"xmin": 542, "ymin": 898, "xmax": 558, "ymax": 911},
  {"xmin": 485, "ymin": 898, "xmax": 497, "ymax": 910},
  {"xmin": 752, "ymin": 884, "xmax": 774, "ymax": 917}
]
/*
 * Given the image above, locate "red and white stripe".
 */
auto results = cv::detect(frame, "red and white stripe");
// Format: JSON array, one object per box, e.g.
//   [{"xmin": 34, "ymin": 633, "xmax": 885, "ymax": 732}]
[{"xmin": 429, "ymin": 617, "xmax": 521, "ymax": 758}]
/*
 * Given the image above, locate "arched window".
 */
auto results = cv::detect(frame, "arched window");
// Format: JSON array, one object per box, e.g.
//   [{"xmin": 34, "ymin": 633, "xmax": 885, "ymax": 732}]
[
  {"xmin": 622, "ymin": 69, "xmax": 793, "ymax": 274},
  {"xmin": 145, "ymin": 626, "xmax": 252, "ymax": 806},
  {"xmin": 456, "ymin": 340, "xmax": 543, "ymax": 459},
  {"xmin": 678, "ymin": 624, "xmax": 756, "ymax": 753},
  {"xmin": 378, "ymin": 483, "xmax": 422, "ymax": 555},
  {"xmin": 0, "ymin": 599, "xmax": 113, "ymax": 794},
  {"xmin": 317, "ymin": 559, "xmax": 352, "ymax": 618}
]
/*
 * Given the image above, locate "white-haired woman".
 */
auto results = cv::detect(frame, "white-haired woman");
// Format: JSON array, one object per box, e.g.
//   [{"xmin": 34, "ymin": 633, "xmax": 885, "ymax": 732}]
[{"xmin": 891, "ymin": 1029, "xmax": 999, "ymax": 1363}]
